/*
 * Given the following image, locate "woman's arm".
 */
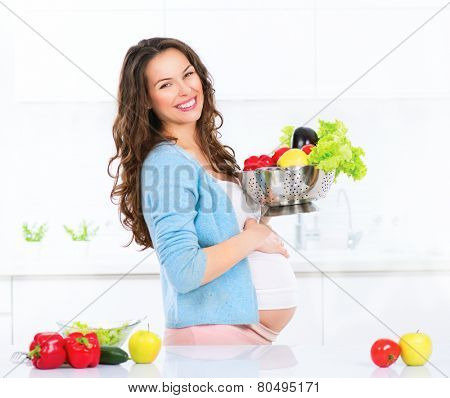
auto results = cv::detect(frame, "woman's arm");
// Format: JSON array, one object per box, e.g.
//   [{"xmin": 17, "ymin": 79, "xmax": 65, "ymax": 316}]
[
  {"xmin": 200, "ymin": 227, "xmax": 269, "ymax": 286},
  {"xmin": 142, "ymin": 150, "xmax": 210, "ymax": 294}
]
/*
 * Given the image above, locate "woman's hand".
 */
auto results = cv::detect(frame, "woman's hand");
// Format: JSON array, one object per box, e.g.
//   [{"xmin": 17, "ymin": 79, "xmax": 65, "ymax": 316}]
[
  {"xmin": 259, "ymin": 215, "xmax": 272, "ymax": 225},
  {"xmin": 243, "ymin": 218, "xmax": 290, "ymax": 258}
]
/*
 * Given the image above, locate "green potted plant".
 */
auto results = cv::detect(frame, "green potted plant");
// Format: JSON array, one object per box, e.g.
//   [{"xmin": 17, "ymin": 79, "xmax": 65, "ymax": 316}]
[
  {"xmin": 22, "ymin": 222, "xmax": 48, "ymax": 262},
  {"xmin": 63, "ymin": 219, "xmax": 99, "ymax": 262}
]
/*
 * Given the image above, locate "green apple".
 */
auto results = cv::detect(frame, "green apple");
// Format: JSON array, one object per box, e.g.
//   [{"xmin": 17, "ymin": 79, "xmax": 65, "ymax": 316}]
[
  {"xmin": 399, "ymin": 331, "xmax": 432, "ymax": 366},
  {"xmin": 128, "ymin": 330, "xmax": 161, "ymax": 364}
]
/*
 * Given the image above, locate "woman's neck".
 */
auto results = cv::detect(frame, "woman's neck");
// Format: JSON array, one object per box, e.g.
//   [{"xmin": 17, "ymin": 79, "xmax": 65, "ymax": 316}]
[{"xmin": 162, "ymin": 123, "xmax": 198, "ymax": 150}]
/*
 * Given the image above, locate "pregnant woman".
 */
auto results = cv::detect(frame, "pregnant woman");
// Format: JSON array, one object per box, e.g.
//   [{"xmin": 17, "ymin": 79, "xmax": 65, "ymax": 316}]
[{"xmin": 109, "ymin": 37, "xmax": 298, "ymax": 345}]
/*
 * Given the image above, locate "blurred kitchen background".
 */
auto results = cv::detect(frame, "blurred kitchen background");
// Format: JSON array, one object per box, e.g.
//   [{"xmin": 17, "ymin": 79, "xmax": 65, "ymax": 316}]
[{"xmin": 0, "ymin": 1, "xmax": 449, "ymax": 349}]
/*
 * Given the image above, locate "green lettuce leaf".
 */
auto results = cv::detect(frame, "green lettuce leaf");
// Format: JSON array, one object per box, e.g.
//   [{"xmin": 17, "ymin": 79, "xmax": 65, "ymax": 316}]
[
  {"xmin": 66, "ymin": 321, "xmax": 129, "ymax": 346},
  {"xmin": 308, "ymin": 119, "xmax": 367, "ymax": 181},
  {"xmin": 279, "ymin": 125, "xmax": 294, "ymax": 147}
]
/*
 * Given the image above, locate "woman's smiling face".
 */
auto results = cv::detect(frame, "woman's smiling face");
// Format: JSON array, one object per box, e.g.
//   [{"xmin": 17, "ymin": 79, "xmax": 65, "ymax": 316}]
[{"xmin": 145, "ymin": 48, "xmax": 204, "ymax": 128}]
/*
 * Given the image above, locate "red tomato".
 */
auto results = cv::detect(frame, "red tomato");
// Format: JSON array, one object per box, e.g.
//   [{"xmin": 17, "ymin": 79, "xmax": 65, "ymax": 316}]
[
  {"xmin": 271, "ymin": 147, "xmax": 291, "ymax": 163},
  {"xmin": 243, "ymin": 155, "xmax": 260, "ymax": 171},
  {"xmin": 244, "ymin": 154, "xmax": 277, "ymax": 170},
  {"xmin": 370, "ymin": 339, "xmax": 401, "ymax": 368},
  {"xmin": 301, "ymin": 144, "xmax": 315, "ymax": 155},
  {"xmin": 258, "ymin": 155, "xmax": 276, "ymax": 167},
  {"xmin": 244, "ymin": 155, "xmax": 259, "ymax": 166}
]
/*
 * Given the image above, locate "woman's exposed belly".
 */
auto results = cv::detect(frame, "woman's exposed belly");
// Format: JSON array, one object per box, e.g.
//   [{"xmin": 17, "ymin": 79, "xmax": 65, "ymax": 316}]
[
  {"xmin": 259, "ymin": 307, "xmax": 297, "ymax": 332},
  {"xmin": 247, "ymin": 251, "xmax": 299, "ymax": 332}
]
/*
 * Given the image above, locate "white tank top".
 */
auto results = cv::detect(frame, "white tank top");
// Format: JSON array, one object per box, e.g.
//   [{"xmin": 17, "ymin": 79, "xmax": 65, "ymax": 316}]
[{"xmin": 212, "ymin": 176, "xmax": 299, "ymax": 310}]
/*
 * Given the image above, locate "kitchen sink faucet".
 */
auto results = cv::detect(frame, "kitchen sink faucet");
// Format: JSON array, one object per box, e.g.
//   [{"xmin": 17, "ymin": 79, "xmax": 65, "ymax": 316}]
[{"xmin": 337, "ymin": 188, "xmax": 363, "ymax": 250}]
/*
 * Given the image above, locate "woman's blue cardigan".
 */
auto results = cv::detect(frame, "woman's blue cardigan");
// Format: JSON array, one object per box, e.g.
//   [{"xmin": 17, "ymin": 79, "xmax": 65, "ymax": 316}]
[{"xmin": 141, "ymin": 141, "xmax": 259, "ymax": 328}]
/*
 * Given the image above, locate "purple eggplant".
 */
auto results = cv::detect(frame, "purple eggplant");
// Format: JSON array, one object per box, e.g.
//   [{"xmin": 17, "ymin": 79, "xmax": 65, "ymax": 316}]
[{"xmin": 291, "ymin": 127, "xmax": 318, "ymax": 149}]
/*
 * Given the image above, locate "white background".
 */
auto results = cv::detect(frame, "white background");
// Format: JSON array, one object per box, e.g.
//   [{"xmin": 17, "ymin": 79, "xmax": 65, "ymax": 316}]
[{"xmin": 0, "ymin": 0, "xmax": 449, "ymax": 350}]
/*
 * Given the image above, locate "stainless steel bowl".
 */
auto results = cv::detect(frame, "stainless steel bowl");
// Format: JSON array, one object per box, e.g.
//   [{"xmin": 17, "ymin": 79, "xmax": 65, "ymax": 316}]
[{"xmin": 239, "ymin": 165, "xmax": 335, "ymax": 216}]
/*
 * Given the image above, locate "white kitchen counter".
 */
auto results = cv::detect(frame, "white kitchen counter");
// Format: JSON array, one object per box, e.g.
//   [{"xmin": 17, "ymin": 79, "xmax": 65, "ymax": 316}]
[
  {"xmin": 2, "ymin": 344, "xmax": 449, "ymax": 378},
  {"xmin": 1, "ymin": 247, "xmax": 450, "ymax": 276}
]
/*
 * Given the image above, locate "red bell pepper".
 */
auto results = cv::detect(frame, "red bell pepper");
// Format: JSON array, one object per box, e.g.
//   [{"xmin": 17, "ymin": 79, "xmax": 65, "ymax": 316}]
[
  {"xmin": 64, "ymin": 332, "xmax": 100, "ymax": 369},
  {"xmin": 28, "ymin": 332, "xmax": 66, "ymax": 370}
]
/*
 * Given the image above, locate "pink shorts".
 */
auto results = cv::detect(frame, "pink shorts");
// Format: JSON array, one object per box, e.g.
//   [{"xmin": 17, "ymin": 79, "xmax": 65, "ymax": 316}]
[{"xmin": 163, "ymin": 323, "xmax": 279, "ymax": 346}]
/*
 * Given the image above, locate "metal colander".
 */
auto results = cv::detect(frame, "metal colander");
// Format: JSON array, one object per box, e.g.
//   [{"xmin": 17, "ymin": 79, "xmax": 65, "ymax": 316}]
[{"xmin": 238, "ymin": 165, "xmax": 335, "ymax": 216}]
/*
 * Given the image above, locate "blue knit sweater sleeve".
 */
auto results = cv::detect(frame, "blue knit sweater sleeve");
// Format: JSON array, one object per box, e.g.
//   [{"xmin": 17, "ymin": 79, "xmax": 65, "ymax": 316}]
[{"xmin": 141, "ymin": 145, "xmax": 207, "ymax": 294}]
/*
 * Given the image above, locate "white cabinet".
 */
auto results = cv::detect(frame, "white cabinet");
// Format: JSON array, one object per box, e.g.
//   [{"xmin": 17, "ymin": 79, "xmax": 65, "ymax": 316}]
[
  {"xmin": 276, "ymin": 274, "xmax": 323, "ymax": 346},
  {"xmin": 10, "ymin": 271, "xmax": 450, "ymax": 349},
  {"xmin": 0, "ymin": 277, "xmax": 11, "ymax": 314},
  {"xmin": 11, "ymin": 273, "xmax": 323, "ymax": 347},
  {"xmin": 12, "ymin": 8, "xmax": 316, "ymax": 102},
  {"xmin": 13, "ymin": 9, "xmax": 166, "ymax": 102},
  {"xmin": 323, "ymin": 272, "xmax": 450, "ymax": 347},
  {"xmin": 0, "ymin": 315, "xmax": 12, "ymax": 344},
  {"xmin": 12, "ymin": 275, "xmax": 164, "ymax": 347},
  {"xmin": 0, "ymin": 277, "xmax": 12, "ymax": 344}
]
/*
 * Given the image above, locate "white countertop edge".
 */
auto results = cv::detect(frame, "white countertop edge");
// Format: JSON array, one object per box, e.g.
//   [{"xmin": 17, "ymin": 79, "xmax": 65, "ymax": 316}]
[{"xmin": 1, "ymin": 257, "xmax": 449, "ymax": 277}]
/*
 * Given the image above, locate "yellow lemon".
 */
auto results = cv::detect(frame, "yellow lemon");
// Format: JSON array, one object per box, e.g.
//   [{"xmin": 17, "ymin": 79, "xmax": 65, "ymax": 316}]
[
  {"xmin": 277, "ymin": 148, "xmax": 309, "ymax": 168},
  {"xmin": 128, "ymin": 330, "xmax": 161, "ymax": 364}
]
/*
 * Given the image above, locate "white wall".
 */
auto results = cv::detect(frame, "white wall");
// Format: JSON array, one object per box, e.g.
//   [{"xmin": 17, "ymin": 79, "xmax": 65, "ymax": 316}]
[{"xmin": 1, "ymin": 0, "xmax": 449, "ymax": 262}]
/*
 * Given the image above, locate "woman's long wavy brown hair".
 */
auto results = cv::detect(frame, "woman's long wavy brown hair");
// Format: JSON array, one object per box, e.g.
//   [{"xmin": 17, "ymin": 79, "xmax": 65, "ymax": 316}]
[{"xmin": 108, "ymin": 37, "xmax": 241, "ymax": 251}]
